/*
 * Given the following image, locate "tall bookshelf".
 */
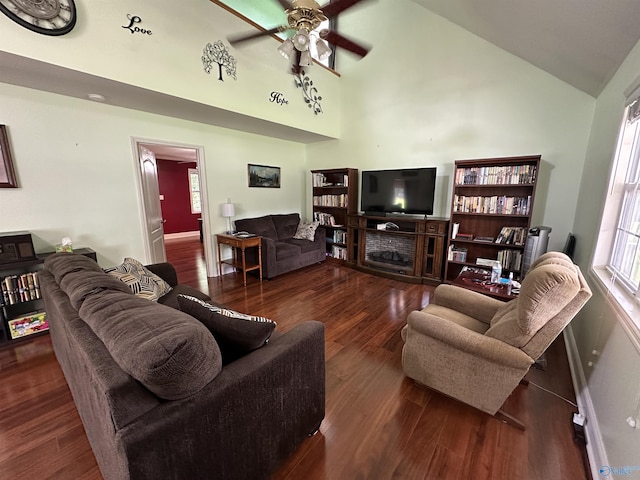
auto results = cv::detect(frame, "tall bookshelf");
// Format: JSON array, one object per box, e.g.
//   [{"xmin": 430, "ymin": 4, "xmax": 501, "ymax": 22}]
[
  {"xmin": 444, "ymin": 155, "xmax": 541, "ymax": 285},
  {"xmin": 311, "ymin": 168, "xmax": 358, "ymax": 261}
]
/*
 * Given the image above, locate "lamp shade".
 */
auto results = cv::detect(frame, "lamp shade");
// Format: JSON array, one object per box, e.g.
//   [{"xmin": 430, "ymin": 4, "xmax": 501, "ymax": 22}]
[
  {"xmin": 292, "ymin": 29, "xmax": 310, "ymax": 51},
  {"xmin": 278, "ymin": 38, "xmax": 295, "ymax": 59},
  {"xmin": 222, "ymin": 203, "xmax": 235, "ymax": 218}
]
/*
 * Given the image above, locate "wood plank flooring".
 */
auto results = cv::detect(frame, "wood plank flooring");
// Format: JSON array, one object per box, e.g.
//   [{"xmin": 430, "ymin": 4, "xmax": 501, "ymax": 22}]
[{"xmin": 0, "ymin": 237, "xmax": 590, "ymax": 479}]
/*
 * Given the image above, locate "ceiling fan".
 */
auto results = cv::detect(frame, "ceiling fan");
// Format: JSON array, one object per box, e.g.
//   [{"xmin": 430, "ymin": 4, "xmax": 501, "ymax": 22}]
[{"xmin": 227, "ymin": 0, "xmax": 371, "ymax": 73}]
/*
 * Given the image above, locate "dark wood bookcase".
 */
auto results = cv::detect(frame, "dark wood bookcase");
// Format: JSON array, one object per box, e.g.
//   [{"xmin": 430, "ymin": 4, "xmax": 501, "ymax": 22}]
[
  {"xmin": 311, "ymin": 168, "xmax": 358, "ymax": 261},
  {"xmin": 444, "ymin": 155, "xmax": 541, "ymax": 286},
  {"xmin": 0, "ymin": 247, "xmax": 96, "ymax": 347}
]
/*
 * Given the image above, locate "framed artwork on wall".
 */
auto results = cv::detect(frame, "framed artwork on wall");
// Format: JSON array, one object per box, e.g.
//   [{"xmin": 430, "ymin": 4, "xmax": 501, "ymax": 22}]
[
  {"xmin": 248, "ymin": 164, "xmax": 280, "ymax": 188},
  {"xmin": 0, "ymin": 125, "xmax": 17, "ymax": 188}
]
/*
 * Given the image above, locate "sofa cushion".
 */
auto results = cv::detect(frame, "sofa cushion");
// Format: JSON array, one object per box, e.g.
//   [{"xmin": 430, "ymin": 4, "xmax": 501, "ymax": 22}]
[
  {"xmin": 104, "ymin": 257, "xmax": 172, "ymax": 302},
  {"xmin": 293, "ymin": 220, "xmax": 320, "ymax": 241},
  {"xmin": 158, "ymin": 284, "xmax": 211, "ymax": 310},
  {"xmin": 484, "ymin": 300, "xmax": 529, "ymax": 347},
  {"xmin": 235, "ymin": 215, "xmax": 278, "ymax": 240},
  {"xmin": 79, "ymin": 289, "xmax": 222, "ymax": 400},
  {"xmin": 275, "ymin": 242, "xmax": 301, "ymax": 260},
  {"xmin": 177, "ymin": 294, "xmax": 276, "ymax": 363},
  {"xmin": 271, "ymin": 213, "xmax": 301, "ymax": 240},
  {"xmin": 44, "ymin": 252, "xmax": 103, "ymax": 285},
  {"xmin": 286, "ymin": 237, "xmax": 322, "ymax": 254}
]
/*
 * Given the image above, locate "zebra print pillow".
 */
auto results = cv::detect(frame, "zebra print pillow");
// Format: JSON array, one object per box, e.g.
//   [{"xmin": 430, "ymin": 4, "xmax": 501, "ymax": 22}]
[{"xmin": 104, "ymin": 257, "xmax": 172, "ymax": 302}]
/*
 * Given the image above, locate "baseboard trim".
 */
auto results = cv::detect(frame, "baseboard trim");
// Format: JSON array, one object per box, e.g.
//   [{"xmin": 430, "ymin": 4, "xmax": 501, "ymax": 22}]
[
  {"xmin": 564, "ymin": 326, "xmax": 609, "ymax": 478},
  {"xmin": 164, "ymin": 231, "xmax": 199, "ymax": 240}
]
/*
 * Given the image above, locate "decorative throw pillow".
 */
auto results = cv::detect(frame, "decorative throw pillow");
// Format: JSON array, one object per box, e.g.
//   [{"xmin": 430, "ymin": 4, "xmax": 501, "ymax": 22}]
[
  {"xmin": 293, "ymin": 220, "xmax": 319, "ymax": 241},
  {"xmin": 103, "ymin": 257, "xmax": 172, "ymax": 302},
  {"xmin": 177, "ymin": 294, "xmax": 276, "ymax": 363}
]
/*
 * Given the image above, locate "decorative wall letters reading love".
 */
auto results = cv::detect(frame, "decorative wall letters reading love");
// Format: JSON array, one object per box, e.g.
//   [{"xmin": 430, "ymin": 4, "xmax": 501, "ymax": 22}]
[{"xmin": 122, "ymin": 14, "xmax": 152, "ymax": 35}]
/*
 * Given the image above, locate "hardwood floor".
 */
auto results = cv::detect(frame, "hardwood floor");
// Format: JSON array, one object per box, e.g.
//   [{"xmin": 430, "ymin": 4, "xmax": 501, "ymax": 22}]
[{"xmin": 0, "ymin": 237, "xmax": 590, "ymax": 479}]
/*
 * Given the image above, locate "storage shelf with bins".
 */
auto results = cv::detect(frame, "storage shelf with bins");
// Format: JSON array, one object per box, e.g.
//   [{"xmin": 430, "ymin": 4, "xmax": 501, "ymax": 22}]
[
  {"xmin": 311, "ymin": 168, "xmax": 358, "ymax": 261},
  {"xmin": 444, "ymin": 155, "xmax": 540, "ymax": 285}
]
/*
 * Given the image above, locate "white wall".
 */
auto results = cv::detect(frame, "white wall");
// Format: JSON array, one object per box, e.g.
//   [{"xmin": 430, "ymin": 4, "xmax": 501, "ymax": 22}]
[
  {"xmin": 0, "ymin": 0, "xmax": 341, "ymax": 139},
  {"xmin": 306, "ymin": 0, "xmax": 595, "ymax": 254},
  {"xmin": 570, "ymin": 37, "xmax": 640, "ymax": 472},
  {"xmin": 0, "ymin": 82, "xmax": 305, "ymax": 267}
]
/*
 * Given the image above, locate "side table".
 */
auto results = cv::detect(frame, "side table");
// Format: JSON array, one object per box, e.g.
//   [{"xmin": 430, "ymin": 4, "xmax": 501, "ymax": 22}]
[
  {"xmin": 215, "ymin": 233, "xmax": 262, "ymax": 286},
  {"xmin": 450, "ymin": 268, "xmax": 518, "ymax": 301}
]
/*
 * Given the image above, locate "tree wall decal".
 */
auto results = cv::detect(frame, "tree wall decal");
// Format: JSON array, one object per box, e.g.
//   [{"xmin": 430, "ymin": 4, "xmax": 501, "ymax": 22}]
[{"xmin": 202, "ymin": 41, "xmax": 237, "ymax": 81}]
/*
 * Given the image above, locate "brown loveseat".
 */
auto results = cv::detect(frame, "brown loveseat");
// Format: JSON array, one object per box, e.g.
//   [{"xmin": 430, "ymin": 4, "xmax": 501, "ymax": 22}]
[
  {"xmin": 234, "ymin": 213, "xmax": 326, "ymax": 279},
  {"xmin": 40, "ymin": 253, "xmax": 325, "ymax": 480}
]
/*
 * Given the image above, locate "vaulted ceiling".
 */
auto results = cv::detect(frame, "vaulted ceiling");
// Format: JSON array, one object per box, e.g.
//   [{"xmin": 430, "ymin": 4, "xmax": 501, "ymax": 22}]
[
  {"xmin": 411, "ymin": 0, "xmax": 640, "ymax": 97},
  {"xmin": 220, "ymin": 0, "xmax": 640, "ymax": 97}
]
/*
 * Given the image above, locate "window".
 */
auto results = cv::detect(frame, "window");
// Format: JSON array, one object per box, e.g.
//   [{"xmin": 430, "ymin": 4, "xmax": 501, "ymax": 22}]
[
  {"xmin": 592, "ymin": 84, "xmax": 640, "ymax": 347},
  {"xmin": 189, "ymin": 168, "xmax": 201, "ymax": 214}
]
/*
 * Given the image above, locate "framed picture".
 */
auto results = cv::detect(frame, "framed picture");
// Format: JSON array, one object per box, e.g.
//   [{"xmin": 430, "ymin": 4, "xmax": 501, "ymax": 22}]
[
  {"xmin": 248, "ymin": 164, "xmax": 280, "ymax": 188},
  {"xmin": 0, "ymin": 125, "xmax": 17, "ymax": 188}
]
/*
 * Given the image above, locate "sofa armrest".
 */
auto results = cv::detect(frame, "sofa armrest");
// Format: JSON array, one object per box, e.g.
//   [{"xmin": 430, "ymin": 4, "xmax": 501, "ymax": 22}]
[
  {"xmin": 145, "ymin": 262, "xmax": 178, "ymax": 287},
  {"xmin": 314, "ymin": 227, "xmax": 326, "ymax": 246},
  {"xmin": 260, "ymin": 236, "xmax": 277, "ymax": 275},
  {"xmin": 406, "ymin": 310, "xmax": 532, "ymax": 368},
  {"xmin": 432, "ymin": 284, "xmax": 504, "ymax": 325}
]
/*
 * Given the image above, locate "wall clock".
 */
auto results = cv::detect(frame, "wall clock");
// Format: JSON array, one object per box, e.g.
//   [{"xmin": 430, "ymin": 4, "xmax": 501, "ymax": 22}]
[{"xmin": 0, "ymin": 0, "xmax": 76, "ymax": 36}]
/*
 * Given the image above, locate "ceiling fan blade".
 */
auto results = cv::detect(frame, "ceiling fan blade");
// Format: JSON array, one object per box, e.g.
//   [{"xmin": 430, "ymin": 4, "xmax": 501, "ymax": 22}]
[
  {"xmin": 321, "ymin": 0, "xmax": 367, "ymax": 19},
  {"xmin": 274, "ymin": 0, "xmax": 294, "ymax": 10},
  {"xmin": 291, "ymin": 50, "xmax": 303, "ymax": 75},
  {"xmin": 322, "ymin": 30, "xmax": 370, "ymax": 57},
  {"xmin": 228, "ymin": 26, "xmax": 285, "ymax": 46}
]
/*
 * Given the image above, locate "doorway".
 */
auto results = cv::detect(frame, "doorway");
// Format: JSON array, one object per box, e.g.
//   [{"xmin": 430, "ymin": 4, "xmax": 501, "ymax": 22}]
[{"xmin": 132, "ymin": 138, "xmax": 215, "ymax": 277}]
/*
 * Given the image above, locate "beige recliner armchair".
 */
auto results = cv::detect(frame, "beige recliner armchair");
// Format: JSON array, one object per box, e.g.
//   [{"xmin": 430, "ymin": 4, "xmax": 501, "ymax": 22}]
[{"xmin": 401, "ymin": 252, "xmax": 591, "ymax": 427}]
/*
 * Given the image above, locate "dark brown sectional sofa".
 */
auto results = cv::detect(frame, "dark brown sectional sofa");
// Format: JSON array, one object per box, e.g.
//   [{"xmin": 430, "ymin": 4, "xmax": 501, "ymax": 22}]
[
  {"xmin": 234, "ymin": 213, "xmax": 326, "ymax": 279},
  {"xmin": 40, "ymin": 253, "xmax": 325, "ymax": 480}
]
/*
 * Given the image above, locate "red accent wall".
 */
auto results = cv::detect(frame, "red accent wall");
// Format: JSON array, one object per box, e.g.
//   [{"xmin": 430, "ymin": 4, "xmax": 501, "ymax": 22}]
[{"xmin": 157, "ymin": 159, "xmax": 200, "ymax": 234}]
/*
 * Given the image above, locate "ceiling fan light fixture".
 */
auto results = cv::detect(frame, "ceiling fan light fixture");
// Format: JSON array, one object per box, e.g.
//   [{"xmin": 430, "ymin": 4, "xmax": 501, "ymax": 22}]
[
  {"xmin": 299, "ymin": 50, "xmax": 313, "ymax": 67},
  {"xmin": 292, "ymin": 28, "xmax": 310, "ymax": 51},
  {"xmin": 278, "ymin": 38, "xmax": 295, "ymax": 59},
  {"xmin": 315, "ymin": 38, "xmax": 332, "ymax": 60}
]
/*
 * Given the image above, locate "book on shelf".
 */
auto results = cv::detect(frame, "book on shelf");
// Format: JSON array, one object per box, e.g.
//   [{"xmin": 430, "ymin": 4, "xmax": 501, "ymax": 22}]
[
  {"xmin": 447, "ymin": 245, "xmax": 468, "ymax": 262},
  {"xmin": 474, "ymin": 236, "xmax": 495, "ymax": 242},
  {"xmin": 313, "ymin": 212, "xmax": 337, "ymax": 226},
  {"xmin": 451, "ymin": 222, "xmax": 460, "ymax": 239},
  {"xmin": 456, "ymin": 233, "xmax": 474, "ymax": 240},
  {"xmin": 332, "ymin": 230, "xmax": 347, "ymax": 244},
  {"xmin": 495, "ymin": 226, "xmax": 527, "ymax": 245},
  {"xmin": 497, "ymin": 249, "xmax": 523, "ymax": 272},
  {"xmin": 1, "ymin": 272, "xmax": 42, "ymax": 306},
  {"xmin": 452, "ymin": 195, "xmax": 532, "ymax": 215},
  {"xmin": 476, "ymin": 258, "xmax": 497, "ymax": 267},
  {"xmin": 331, "ymin": 245, "xmax": 348, "ymax": 260},
  {"xmin": 313, "ymin": 194, "xmax": 348, "ymax": 208},
  {"xmin": 454, "ymin": 164, "xmax": 537, "ymax": 186},
  {"xmin": 312, "ymin": 172, "xmax": 350, "ymax": 187}
]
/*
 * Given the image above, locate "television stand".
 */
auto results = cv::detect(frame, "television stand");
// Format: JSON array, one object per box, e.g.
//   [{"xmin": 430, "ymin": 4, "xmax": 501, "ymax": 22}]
[{"xmin": 346, "ymin": 214, "xmax": 449, "ymax": 284}]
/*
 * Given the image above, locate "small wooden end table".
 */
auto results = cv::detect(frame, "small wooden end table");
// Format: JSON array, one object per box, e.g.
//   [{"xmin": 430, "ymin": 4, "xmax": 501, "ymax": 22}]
[{"xmin": 215, "ymin": 233, "xmax": 262, "ymax": 286}]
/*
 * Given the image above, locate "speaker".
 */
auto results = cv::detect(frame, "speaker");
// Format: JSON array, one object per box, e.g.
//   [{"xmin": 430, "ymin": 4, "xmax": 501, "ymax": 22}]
[{"xmin": 522, "ymin": 226, "xmax": 552, "ymax": 276}]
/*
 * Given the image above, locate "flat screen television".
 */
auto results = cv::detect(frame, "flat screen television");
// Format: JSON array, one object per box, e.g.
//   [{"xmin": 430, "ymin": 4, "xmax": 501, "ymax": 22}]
[{"xmin": 361, "ymin": 167, "xmax": 437, "ymax": 216}]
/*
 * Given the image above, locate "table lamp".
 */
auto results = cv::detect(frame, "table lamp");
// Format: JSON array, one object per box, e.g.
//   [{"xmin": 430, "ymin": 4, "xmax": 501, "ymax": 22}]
[{"xmin": 222, "ymin": 200, "xmax": 235, "ymax": 234}]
